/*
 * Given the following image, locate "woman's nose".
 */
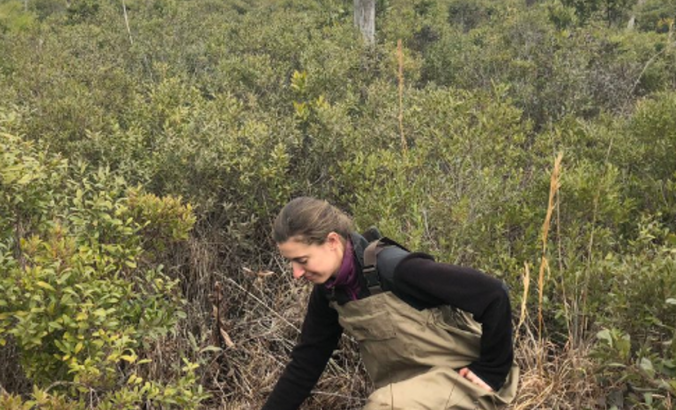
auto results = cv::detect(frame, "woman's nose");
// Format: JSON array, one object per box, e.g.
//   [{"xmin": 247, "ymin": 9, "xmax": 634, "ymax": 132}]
[{"xmin": 291, "ymin": 262, "xmax": 305, "ymax": 279}]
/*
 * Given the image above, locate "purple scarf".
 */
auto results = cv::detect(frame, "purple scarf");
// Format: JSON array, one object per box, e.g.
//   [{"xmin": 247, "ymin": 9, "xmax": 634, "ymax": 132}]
[{"xmin": 324, "ymin": 238, "xmax": 360, "ymax": 301}]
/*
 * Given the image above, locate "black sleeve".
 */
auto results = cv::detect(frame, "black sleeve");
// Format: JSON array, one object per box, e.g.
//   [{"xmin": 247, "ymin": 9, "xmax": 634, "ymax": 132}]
[
  {"xmin": 393, "ymin": 253, "xmax": 514, "ymax": 391},
  {"xmin": 261, "ymin": 286, "xmax": 343, "ymax": 410}
]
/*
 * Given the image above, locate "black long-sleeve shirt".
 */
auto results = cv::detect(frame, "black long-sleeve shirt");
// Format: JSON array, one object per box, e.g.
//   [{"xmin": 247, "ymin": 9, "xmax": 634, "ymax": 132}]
[{"xmin": 262, "ymin": 252, "xmax": 514, "ymax": 410}]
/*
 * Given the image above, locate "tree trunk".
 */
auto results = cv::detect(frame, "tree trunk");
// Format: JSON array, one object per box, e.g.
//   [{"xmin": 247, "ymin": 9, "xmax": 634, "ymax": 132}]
[
  {"xmin": 627, "ymin": 0, "xmax": 647, "ymax": 30},
  {"xmin": 354, "ymin": 0, "xmax": 375, "ymax": 45}
]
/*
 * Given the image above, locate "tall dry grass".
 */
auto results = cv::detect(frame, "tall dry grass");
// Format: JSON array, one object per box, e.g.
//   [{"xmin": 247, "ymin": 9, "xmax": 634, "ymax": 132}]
[
  {"xmin": 506, "ymin": 153, "xmax": 603, "ymax": 409},
  {"xmin": 538, "ymin": 152, "xmax": 563, "ymax": 340},
  {"xmin": 397, "ymin": 39, "xmax": 407, "ymax": 153}
]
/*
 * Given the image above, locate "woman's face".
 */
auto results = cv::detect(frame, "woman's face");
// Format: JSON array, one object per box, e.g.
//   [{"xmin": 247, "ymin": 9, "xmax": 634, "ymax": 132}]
[{"xmin": 277, "ymin": 232, "xmax": 345, "ymax": 284}]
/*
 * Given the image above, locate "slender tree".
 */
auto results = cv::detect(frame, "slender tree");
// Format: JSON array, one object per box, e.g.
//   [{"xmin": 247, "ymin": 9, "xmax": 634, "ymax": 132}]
[
  {"xmin": 627, "ymin": 0, "xmax": 647, "ymax": 29},
  {"xmin": 354, "ymin": 0, "xmax": 375, "ymax": 45}
]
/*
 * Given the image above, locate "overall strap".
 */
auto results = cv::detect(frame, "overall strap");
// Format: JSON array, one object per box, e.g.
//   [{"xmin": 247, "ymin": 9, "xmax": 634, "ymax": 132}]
[
  {"xmin": 363, "ymin": 239, "xmax": 385, "ymax": 295},
  {"xmin": 362, "ymin": 237, "xmax": 409, "ymax": 295}
]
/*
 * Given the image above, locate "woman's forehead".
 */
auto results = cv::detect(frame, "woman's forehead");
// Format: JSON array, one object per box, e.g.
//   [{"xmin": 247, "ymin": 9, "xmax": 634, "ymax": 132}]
[{"xmin": 278, "ymin": 238, "xmax": 315, "ymax": 258}]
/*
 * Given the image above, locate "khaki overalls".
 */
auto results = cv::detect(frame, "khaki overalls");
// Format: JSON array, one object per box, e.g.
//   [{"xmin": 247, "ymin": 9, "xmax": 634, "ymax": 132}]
[{"xmin": 331, "ymin": 291, "xmax": 519, "ymax": 410}]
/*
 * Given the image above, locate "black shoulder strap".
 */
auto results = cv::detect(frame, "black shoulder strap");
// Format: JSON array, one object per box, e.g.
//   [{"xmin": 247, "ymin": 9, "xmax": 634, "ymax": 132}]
[{"xmin": 362, "ymin": 237, "xmax": 409, "ymax": 295}]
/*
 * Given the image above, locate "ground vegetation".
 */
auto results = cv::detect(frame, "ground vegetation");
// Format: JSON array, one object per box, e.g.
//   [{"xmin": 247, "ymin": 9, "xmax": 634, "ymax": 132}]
[{"xmin": 1, "ymin": 0, "xmax": 676, "ymax": 408}]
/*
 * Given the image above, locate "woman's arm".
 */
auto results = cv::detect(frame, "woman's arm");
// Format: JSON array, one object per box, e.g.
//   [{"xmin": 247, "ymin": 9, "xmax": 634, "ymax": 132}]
[
  {"xmin": 393, "ymin": 253, "xmax": 514, "ymax": 391},
  {"xmin": 262, "ymin": 286, "xmax": 343, "ymax": 410}
]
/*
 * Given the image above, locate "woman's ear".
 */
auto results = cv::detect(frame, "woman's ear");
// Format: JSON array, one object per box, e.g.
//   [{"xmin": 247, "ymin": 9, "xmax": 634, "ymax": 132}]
[{"xmin": 325, "ymin": 231, "xmax": 342, "ymax": 250}]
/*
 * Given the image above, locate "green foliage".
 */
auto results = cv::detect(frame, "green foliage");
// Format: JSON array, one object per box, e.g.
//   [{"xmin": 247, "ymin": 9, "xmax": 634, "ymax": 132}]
[
  {"xmin": 636, "ymin": 0, "xmax": 676, "ymax": 32},
  {"xmin": 593, "ymin": 325, "xmax": 676, "ymax": 408},
  {"xmin": 562, "ymin": 0, "xmax": 634, "ymax": 26},
  {"xmin": 66, "ymin": 0, "xmax": 101, "ymax": 24},
  {"xmin": 447, "ymin": 0, "xmax": 498, "ymax": 32},
  {"xmin": 0, "ymin": 1, "xmax": 35, "ymax": 33},
  {"xmin": 547, "ymin": 0, "xmax": 579, "ymax": 29},
  {"xmin": 0, "ymin": 133, "xmax": 205, "ymax": 408},
  {"xmin": 1, "ymin": 0, "xmax": 676, "ymax": 407},
  {"xmin": 628, "ymin": 91, "xmax": 676, "ymax": 181},
  {"xmin": 418, "ymin": 3, "xmax": 676, "ymax": 125}
]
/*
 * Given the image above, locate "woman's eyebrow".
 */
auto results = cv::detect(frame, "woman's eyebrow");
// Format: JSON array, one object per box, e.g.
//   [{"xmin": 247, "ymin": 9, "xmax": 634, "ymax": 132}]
[{"xmin": 289, "ymin": 256, "xmax": 308, "ymax": 262}]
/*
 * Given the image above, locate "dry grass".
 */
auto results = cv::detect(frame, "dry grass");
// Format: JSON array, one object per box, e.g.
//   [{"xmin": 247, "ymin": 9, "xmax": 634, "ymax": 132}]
[
  {"xmin": 538, "ymin": 153, "xmax": 562, "ymax": 339},
  {"xmin": 508, "ymin": 327, "xmax": 599, "ymax": 410},
  {"xmin": 515, "ymin": 262, "xmax": 530, "ymax": 342},
  {"xmin": 502, "ymin": 153, "xmax": 602, "ymax": 410},
  {"xmin": 165, "ymin": 246, "xmax": 369, "ymax": 410},
  {"xmin": 192, "ymin": 291, "xmax": 604, "ymax": 410}
]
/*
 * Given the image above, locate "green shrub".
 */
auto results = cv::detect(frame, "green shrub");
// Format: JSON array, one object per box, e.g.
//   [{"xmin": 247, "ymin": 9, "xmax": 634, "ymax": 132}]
[
  {"xmin": 447, "ymin": 0, "xmax": 498, "ymax": 32},
  {"xmin": 0, "ymin": 1, "xmax": 35, "ymax": 33},
  {"xmin": 589, "ymin": 218, "xmax": 676, "ymax": 409},
  {"xmin": 0, "ymin": 133, "xmax": 205, "ymax": 409},
  {"xmin": 636, "ymin": 0, "xmax": 676, "ymax": 33},
  {"xmin": 628, "ymin": 92, "xmax": 676, "ymax": 181}
]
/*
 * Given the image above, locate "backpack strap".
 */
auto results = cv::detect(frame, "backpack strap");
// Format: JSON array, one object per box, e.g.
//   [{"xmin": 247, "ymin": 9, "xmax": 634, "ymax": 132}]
[
  {"xmin": 362, "ymin": 237, "xmax": 409, "ymax": 296},
  {"xmin": 363, "ymin": 239, "xmax": 385, "ymax": 295}
]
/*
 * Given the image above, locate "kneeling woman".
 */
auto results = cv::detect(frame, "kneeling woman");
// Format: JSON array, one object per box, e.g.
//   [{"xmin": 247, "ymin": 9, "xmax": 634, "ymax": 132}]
[{"xmin": 262, "ymin": 197, "xmax": 519, "ymax": 410}]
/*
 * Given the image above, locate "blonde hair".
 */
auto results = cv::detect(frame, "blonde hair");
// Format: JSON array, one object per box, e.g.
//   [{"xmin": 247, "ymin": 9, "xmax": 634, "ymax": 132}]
[{"xmin": 272, "ymin": 197, "xmax": 353, "ymax": 245}]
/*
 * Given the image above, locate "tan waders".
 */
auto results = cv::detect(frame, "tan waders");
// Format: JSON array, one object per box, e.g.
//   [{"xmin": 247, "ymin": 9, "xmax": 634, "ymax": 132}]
[{"xmin": 331, "ymin": 292, "xmax": 519, "ymax": 410}]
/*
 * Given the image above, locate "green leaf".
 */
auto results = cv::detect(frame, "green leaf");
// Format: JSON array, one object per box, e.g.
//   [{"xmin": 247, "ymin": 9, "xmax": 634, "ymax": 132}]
[
  {"xmin": 16, "ymin": 174, "xmax": 33, "ymax": 185},
  {"xmin": 639, "ymin": 357, "xmax": 655, "ymax": 378},
  {"xmin": 36, "ymin": 281, "xmax": 56, "ymax": 291},
  {"xmin": 596, "ymin": 328, "xmax": 612, "ymax": 345},
  {"xmin": 93, "ymin": 308, "xmax": 107, "ymax": 317},
  {"xmin": 644, "ymin": 392, "xmax": 653, "ymax": 405},
  {"xmin": 48, "ymin": 321, "xmax": 63, "ymax": 331},
  {"xmin": 120, "ymin": 354, "xmax": 136, "ymax": 363}
]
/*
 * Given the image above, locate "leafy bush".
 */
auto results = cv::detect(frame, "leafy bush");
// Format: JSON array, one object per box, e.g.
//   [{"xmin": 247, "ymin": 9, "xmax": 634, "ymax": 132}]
[
  {"xmin": 0, "ymin": 133, "xmax": 205, "ymax": 409},
  {"xmin": 447, "ymin": 0, "xmax": 498, "ymax": 32},
  {"xmin": 589, "ymin": 219, "xmax": 676, "ymax": 409},
  {"xmin": 0, "ymin": 1, "xmax": 34, "ymax": 33},
  {"xmin": 636, "ymin": 0, "xmax": 676, "ymax": 33}
]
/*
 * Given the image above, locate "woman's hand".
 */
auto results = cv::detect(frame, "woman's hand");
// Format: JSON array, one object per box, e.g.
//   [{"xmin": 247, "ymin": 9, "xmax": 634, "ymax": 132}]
[{"xmin": 458, "ymin": 368, "xmax": 494, "ymax": 392}]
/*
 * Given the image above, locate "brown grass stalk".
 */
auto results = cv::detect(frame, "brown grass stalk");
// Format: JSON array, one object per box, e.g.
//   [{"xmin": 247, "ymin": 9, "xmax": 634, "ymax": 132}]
[
  {"xmin": 538, "ymin": 153, "xmax": 563, "ymax": 345},
  {"xmin": 515, "ymin": 262, "xmax": 530, "ymax": 341}
]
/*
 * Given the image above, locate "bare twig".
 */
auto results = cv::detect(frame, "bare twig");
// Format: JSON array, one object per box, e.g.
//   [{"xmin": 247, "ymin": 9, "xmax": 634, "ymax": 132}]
[
  {"xmin": 122, "ymin": 0, "xmax": 134, "ymax": 46},
  {"xmin": 211, "ymin": 281, "xmax": 236, "ymax": 349},
  {"xmin": 397, "ymin": 39, "xmax": 407, "ymax": 153},
  {"xmin": 221, "ymin": 276, "xmax": 300, "ymax": 333}
]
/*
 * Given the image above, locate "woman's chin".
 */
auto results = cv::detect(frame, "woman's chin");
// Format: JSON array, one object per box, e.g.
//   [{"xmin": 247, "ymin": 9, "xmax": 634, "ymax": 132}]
[{"xmin": 309, "ymin": 275, "xmax": 330, "ymax": 285}]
